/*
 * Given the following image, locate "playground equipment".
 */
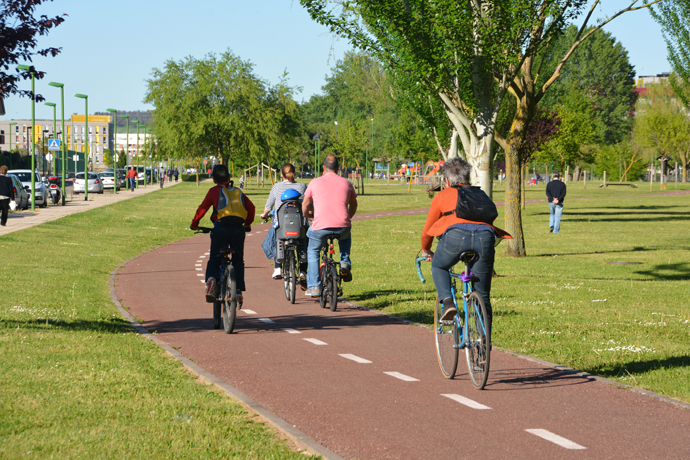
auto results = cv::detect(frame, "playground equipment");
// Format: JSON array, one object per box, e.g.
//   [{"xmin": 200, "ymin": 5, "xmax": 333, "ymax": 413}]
[{"xmin": 243, "ymin": 162, "xmax": 278, "ymax": 188}]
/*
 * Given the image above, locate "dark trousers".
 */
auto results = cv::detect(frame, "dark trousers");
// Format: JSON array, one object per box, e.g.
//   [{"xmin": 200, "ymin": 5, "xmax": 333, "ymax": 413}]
[
  {"xmin": 206, "ymin": 223, "xmax": 247, "ymax": 292},
  {"xmin": 0, "ymin": 198, "xmax": 9, "ymax": 225},
  {"xmin": 431, "ymin": 228, "xmax": 495, "ymax": 325}
]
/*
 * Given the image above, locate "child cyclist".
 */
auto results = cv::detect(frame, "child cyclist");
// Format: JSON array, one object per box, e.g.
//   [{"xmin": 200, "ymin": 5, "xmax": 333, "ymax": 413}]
[{"xmin": 190, "ymin": 164, "xmax": 255, "ymax": 305}]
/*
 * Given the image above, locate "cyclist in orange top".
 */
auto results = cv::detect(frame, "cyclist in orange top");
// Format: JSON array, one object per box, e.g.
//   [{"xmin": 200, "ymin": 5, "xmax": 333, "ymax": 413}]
[{"xmin": 191, "ymin": 164, "xmax": 255, "ymax": 304}]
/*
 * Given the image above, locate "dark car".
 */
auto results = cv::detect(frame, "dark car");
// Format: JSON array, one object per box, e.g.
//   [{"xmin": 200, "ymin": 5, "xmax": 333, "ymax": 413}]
[{"xmin": 300, "ymin": 171, "xmax": 315, "ymax": 179}]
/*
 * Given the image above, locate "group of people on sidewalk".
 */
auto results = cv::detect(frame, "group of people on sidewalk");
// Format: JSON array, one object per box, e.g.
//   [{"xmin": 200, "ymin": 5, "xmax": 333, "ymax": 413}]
[{"xmin": 190, "ymin": 155, "xmax": 357, "ymax": 305}]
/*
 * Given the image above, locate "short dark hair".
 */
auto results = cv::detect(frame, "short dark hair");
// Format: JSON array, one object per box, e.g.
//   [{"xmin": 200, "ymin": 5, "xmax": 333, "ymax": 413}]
[
  {"xmin": 0, "ymin": 165, "xmax": 8, "ymax": 174},
  {"xmin": 212, "ymin": 164, "xmax": 230, "ymax": 184},
  {"xmin": 553, "ymin": 172, "xmax": 561, "ymax": 179},
  {"xmin": 443, "ymin": 157, "xmax": 472, "ymax": 185},
  {"xmin": 324, "ymin": 155, "xmax": 339, "ymax": 172}
]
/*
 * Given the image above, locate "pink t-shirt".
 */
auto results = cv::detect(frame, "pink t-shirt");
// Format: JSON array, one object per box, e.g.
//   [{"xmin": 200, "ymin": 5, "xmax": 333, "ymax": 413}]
[{"xmin": 305, "ymin": 173, "xmax": 357, "ymax": 230}]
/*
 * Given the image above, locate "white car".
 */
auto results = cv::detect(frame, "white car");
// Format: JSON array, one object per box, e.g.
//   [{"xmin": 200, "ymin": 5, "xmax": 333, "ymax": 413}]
[
  {"xmin": 73, "ymin": 172, "xmax": 104, "ymax": 194},
  {"xmin": 98, "ymin": 171, "xmax": 121, "ymax": 190},
  {"xmin": 7, "ymin": 169, "xmax": 47, "ymax": 208}
]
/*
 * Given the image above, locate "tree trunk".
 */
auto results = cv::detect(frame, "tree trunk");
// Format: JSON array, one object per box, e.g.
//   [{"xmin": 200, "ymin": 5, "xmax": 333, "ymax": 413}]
[{"xmin": 504, "ymin": 145, "xmax": 525, "ymax": 257}]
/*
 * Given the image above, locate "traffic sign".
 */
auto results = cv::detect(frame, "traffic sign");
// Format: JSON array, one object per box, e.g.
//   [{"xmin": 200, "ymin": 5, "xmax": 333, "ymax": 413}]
[
  {"xmin": 46, "ymin": 153, "xmax": 54, "ymax": 162},
  {"xmin": 203, "ymin": 160, "xmax": 208, "ymax": 165},
  {"xmin": 73, "ymin": 154, "xmax": 79, "ymax": 162},
  {"xmin": 48, "ymin": 139, "xmax": 61, "ymax": 151}
]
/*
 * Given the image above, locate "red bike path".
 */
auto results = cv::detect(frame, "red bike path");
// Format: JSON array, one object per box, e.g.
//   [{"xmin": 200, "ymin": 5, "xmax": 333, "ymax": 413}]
[{"xmin": 114, "ymin": 202, "xmax": 690, "ymax": 460}]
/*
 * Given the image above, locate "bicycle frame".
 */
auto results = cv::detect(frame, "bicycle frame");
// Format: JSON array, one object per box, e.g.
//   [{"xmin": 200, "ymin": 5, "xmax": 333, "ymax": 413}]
[{"xmin": 448, "ymin": 269, "xmax": 487, "ymax": 350}]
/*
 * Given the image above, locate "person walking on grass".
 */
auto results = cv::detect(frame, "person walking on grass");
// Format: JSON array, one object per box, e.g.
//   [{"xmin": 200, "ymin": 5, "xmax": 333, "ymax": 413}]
[{"xmin": 546, "ymin": 172, "xmax": 567, "ymax": 233}]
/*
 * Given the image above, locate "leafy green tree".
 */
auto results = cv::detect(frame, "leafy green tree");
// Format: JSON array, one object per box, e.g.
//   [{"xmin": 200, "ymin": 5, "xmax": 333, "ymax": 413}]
[
  {"xmin": 593, "ymin": 141, "xmax": 647, "ymax": 181},
  {"xmin": 634, "ymin": 82, "xmax": 690, "ymax": 181},
  {"xmin": 650, "ymin": 1, "xmax": 690, "ymax": 108},
  {"xmin": 144, "ymin": 50, "xmax": 302, "ymax": 168},
  {"xmin": 539, "ymin": 24, "xmax": 637, "ymax": 145}
]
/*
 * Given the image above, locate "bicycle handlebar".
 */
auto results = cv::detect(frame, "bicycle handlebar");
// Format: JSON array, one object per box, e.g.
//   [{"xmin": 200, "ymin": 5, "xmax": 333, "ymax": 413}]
[{"xmin": 415, "ymin": 256, "xmax": 428, "ymax": 283}]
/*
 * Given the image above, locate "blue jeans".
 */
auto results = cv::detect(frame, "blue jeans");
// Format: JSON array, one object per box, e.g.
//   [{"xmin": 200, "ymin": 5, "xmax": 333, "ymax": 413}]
[
  {"xmin": 206, "ymin": 222, "xmax": 247, "ymax": 292},
  {"xmin": 306, "ymin": 227, "xmax": 351, "ymax": 289},
  {"xmin": 549, "ymin": 202, "xmax": 564, "ymax": 233},
  {"xmin": 431, "ymin": 228, "xmax": 495, "ymax": 324},
  {"xmin": 128, "ymin": 177, "xmax": 136, "ymax": 191}
]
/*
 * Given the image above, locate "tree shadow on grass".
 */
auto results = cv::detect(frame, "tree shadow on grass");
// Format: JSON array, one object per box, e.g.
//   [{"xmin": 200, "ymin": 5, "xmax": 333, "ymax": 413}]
[
  {"xmin": 634, "ymin": 262, "xmax": 690, "ymax": 281},
  {"xmin": 532, "ymin": 246, "xmax": 656, "ymax": 257},
  {"xmin": 585, "ymin": 355, "xmax": 690, "ymax": 380}
]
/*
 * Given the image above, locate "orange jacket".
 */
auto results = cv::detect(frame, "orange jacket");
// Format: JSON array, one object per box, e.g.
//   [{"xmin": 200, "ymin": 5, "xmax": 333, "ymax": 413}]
[{"xmin": 421, "ymin": 186, "xmax": 512, "ymax": 251}]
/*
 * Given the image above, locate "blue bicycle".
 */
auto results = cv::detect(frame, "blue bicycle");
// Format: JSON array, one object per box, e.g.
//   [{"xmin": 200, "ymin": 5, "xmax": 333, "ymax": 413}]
[{"xmin": 416, "ymin": 251, "xmax": 491, "ymax": 389}]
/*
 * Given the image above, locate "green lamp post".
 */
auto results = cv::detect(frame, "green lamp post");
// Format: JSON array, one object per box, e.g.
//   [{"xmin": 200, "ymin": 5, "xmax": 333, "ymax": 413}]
[
  {"xmin": 17, "ymin": 65, "xmax": 36, "ymax": 210},
  {"xmin": 131, "ymin": 120, "xmax": 139, "ymax": 188},
  {"xmin": 106, "ymin": 108, "xmax": 118, "ymax": 194},
  {"xmin": 75, "ymin": 93, "xmax": 89, "ymax": 201},
  {"xmin": 8, "ymin": 122, "xmax": 17, "ymax": 154},
  {"xmin": 45, "ymin": 102, "xmax": 57, "ymax": 176},
  {"xmin": 48, "ymin": 82, "xmax": 66, "ymax": 205},
  {"xmin": 370, "ymin": 118, "xmax": 374, "ymax": 183},
  {"xmin": 139, "ymin": 124, "xmax": 147, "ymax": 186}
]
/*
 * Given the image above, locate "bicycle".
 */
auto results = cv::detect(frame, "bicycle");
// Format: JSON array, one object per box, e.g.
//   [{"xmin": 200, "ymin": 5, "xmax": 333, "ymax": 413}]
[
  {"xmin": 319, "ymin": 234, "xmax": 343, "ymax": 312},
  {"xmin": 280, "ymin": 239, "xmax": 299, "ymax": 304},
  {"xmin": 416, "ymin": 251, "xmax": 491, "ymax": 389},
  {"xmin": 195, "ymin": 226, "xmax": 241, "ymax": 334}
]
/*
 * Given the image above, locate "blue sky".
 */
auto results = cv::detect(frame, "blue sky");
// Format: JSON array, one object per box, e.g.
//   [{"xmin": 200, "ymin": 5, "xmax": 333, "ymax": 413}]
[{"xmin": 1, "ymin": 0, "xmax": 670, "ymax": 121}]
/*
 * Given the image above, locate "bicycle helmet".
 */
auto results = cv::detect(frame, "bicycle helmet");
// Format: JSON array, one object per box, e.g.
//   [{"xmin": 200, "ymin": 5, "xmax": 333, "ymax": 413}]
[{"xmin": 280, "ymin": 188, "xmax": 302, "ymax": 201}]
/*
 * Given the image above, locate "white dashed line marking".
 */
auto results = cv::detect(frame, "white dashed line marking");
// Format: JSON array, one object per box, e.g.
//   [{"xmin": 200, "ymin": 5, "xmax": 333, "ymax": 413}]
[
  {"xmin": 195, "ymin": 268, "xmax": 202, "ymax": 271},
  {"xmin": 339, "ymin": 354, "xmax": 372, "ymax": 363},
  {"xmin": 242, "ymin": 309, "xmax": 257, "ymax": 314},
  {"xmin": 204, "ymin": 252, "xmax": 210, "ymax": 255},
  {"xmin": 525, "ymin": 429, "xmax": 586, "ymax": 450},
  {"xmin": 441, "ymin": 394, "xmax": 491, "ymax": 410},
  {"xmin": 281, "ymin": 328, "xmax": 300, "ymax": 334},
  {"xmin": 304, "ymin": 338, "xmax": 328, "ymax": 346},
  {"xmin": 196, "ymin": 261, "xmax": 202, "ymax": 263},
  {"xmin": 195, "ymin": 264, "xmax": 201, "ymax": 267},
  {"xmin": 200, "ymin": 280, "xmax": 205, "ymax": 283},
  {"xmin": 384, "ymin": 371, "xmax": 419, "ymax": 382},
  {"xmin": 258, "ymin": 318, "xmax": 275, "ymax": 324},
  {"xmin": 197, "ymin": 274, "xmax": 204, "ymax": 277}
]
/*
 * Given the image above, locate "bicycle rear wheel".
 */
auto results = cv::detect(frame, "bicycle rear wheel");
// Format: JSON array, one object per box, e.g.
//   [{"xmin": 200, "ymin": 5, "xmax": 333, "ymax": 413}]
[
  {"xmin": 288, "ymin": 252, "xmax": 296, "ymax": 304},
  {"xmin": 319, "ymin": 259, "xmax": 329, "ymax": 309},
  {"xmin": 465, "ymin": 291, "xmax": 490, "ymax": 389},
  {"xmin": 222, "ymin": 266, "xmax": 237, "ymax": 334},
  {"xmin": 329, "ymin": 264, "xmax": 338, "ymax": 312},
  {"xmin": 213, "ymin": 299, "xmax": 221, "ymax": 329},
  {"xmin": 434, "ymin": 296, "xmax": 458, "ymax": 379}
]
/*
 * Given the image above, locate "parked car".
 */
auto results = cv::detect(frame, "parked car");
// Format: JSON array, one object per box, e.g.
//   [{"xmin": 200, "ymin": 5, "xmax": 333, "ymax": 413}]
[
  {"xmin": 102, "ymin": 168, "xmax": 127, "ymax": 189},
  {"xmin": 99, "ymin": 170, "xmax": 122, "ymax": 190},
  {"xmin": 73, "ymin": 172, "xmax": 104, "ymax": 194},
  {"xmin": 300, "ymin": 171, "xmax": 315, "ymax": 179},
  {"xmin": 7, "ymin": 173, "xmax": 30, "ymax": 210},
  {"xmin": 7, "ymin": 169, "xmax": 47, "ymax": 207}
]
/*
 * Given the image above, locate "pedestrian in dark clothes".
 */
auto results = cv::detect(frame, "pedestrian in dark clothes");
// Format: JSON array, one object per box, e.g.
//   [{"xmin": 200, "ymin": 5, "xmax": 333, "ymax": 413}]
[
  {"xmin": 546, "ymin": 172, "xmax": 567, "ymax": 233},
  {"xmin": 0, "ymin": 165, "xmax": 16, "ymax": 226}
]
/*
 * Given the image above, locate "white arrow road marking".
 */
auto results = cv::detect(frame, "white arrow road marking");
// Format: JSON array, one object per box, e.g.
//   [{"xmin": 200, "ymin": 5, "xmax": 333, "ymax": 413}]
[
  {"xmin": 258, "ymin": 318, "xmax": 275, "ymax": 324},
  {"xmin": 384, "ymin": 371, "xmax": 419, "ymax": 382},
  {"xmin": 339, "ymin": 354, "xmax": 372, "ymax": 363},
  {"xmin": 242, "ymin": 309, "xmax": 257, "ymax": 315},
  {"xmin": 281, "ymin": 328, "xmax": 300, "ymax": 334},
  {"xmin": 441, "ymin": 394, "xmax": 491, "ymax": 410},
  {"xmin": 304, "ymin": 338, "xmax": 328, "ymax": 346},
  {"xmin": 525, "ymin": 429, "xmax": 586, "ymax": 450}
]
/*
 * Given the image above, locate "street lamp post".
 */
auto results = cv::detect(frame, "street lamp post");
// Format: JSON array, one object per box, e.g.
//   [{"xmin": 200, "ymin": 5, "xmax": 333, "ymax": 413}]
[
  {"xmin": 75, "ymin": 93, "xmax": 89, "ymax": 201},
  {"xmin": 45, "ymin": 102, "xmax": 57, "ymax": 175},
  {"xmin": 313, "ymin": 132, "xmax": 322, "ymax": 177},
  {"xmin": 106, "ymin": 108, "xmax": 118, "ymax": 194},
  {"xmin": 48, "ymin": 82, "xmax": 66, "ymax": 205},
  {"xmin": 131, "ymin": 120, "xmax": 139, "ymax": 188},
  {"xmin": 120, "ymin": 114, "xmax": 130, "ymax": 167},
  {"xmin": 139, "ymin": 124, "xmax": 146, "ymax": 186},
  {"xmin": 370, "ymin": 118, "xmax": 374, "ymax": 183},
  {"xmin": 17, "ymin": 65, "xmax": 36, "ymax": 210},
  {"xmin": 42, "ymin": 129, "xmax": 49, "ymax": 175}
]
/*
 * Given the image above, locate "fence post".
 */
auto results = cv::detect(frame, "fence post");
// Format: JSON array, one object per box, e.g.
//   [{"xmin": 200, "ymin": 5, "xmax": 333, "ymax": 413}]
[{"xmin": 603, "ymin": 171, "xmax": 607, "ymax": 188}]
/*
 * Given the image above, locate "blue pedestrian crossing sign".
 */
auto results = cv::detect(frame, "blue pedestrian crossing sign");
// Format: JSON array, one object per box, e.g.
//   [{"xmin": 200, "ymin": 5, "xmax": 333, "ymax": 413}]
[{"xmin": 48, "ymin": 139, "xmax": 61, "ymax": 151}]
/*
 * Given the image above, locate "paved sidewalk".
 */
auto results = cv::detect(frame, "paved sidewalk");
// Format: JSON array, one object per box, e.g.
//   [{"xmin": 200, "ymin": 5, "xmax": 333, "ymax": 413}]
[{"xmin": 0, "ymin": 178, "xmax": 191, "ymax": 237}]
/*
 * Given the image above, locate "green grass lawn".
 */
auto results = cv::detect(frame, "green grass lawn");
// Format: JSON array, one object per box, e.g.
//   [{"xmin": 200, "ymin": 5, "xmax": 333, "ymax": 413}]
[
  {"xmin": 2, "ymin": 179, "xmax": 689, "ymax": 458},
  {"xmin": 0, "ymin": 182, "xmax": 317, "ymax": 459}
]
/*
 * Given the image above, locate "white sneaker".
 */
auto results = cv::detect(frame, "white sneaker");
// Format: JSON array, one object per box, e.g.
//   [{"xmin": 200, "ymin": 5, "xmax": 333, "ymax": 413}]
[{"xmin": 272, "ymin": 267, "xmax": 283, "ymax": 279}]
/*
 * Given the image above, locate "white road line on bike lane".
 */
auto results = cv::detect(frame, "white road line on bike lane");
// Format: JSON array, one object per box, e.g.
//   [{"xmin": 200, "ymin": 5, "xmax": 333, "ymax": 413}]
[
  {"xmin": 241, "ymin": 309, "xmax": 257, "ymax": 315},
  {"xmin": 525, "ymin": 429, "xmax": 586, "ymax": 450},
  {"xmin": 383, "ymin": 371, "xmax": 419, "ymax": 382},
  {"xmin": 304, "ymin": 338, "xmax": 328, "ymax": 345},
  {"xmin": 258, "ymin": 318, "xmax": 275, "ymax": 324},
  {"xmin": 339, "ymin": 354, "xmax": 372, "ymax": 364},
  {"xmin": 441, "ymin": 394, "xmax": 491, "ymax": 410},
  {"xmin": 281, "ymin": 328, "xmax": 300, "ymax": 334}
]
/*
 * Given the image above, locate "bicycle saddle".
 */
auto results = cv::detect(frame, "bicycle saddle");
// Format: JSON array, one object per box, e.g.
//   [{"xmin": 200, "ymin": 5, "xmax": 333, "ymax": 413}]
[{"xmin": 459, "ymin": 251, "xmax": 479, "ymax": 265}]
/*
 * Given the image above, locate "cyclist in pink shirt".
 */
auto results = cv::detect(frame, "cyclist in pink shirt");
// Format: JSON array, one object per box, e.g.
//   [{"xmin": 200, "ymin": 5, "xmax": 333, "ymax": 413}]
[{"xmin": 302, "ymin": 155, "xmax": 358, "ymax": 297}]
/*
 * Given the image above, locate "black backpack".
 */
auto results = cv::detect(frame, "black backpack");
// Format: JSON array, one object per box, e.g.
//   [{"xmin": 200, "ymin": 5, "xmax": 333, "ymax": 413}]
[{"xmin": 442, "ymin": 185, "xmax": 498, "ymax": 225}]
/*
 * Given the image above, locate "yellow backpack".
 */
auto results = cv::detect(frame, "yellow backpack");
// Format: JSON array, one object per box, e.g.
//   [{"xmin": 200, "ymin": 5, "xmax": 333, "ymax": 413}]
[{"xmin": 217, "ymin": 186, "xmax": 248, "ymax": 224}]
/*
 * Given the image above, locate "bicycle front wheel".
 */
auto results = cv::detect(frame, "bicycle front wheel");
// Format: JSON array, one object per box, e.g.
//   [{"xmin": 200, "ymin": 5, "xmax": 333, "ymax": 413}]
[
  {"xmin": 329, "ymin": 264, "xmax": 338, "ymax": 312},
  {"xmin": 465, "ymin": 291, "xmax": 491, "ymax": 389},
  {"xmin": 213, "ymin": 299, "xmax": 221, "ymax": 330},
  {"xmin": 434, "ymin": 296, "xmax": 458, "ymax": 379},
  {"xmin": 222, "ymin": 265, "xmax": 237, "ymax": 334}
]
